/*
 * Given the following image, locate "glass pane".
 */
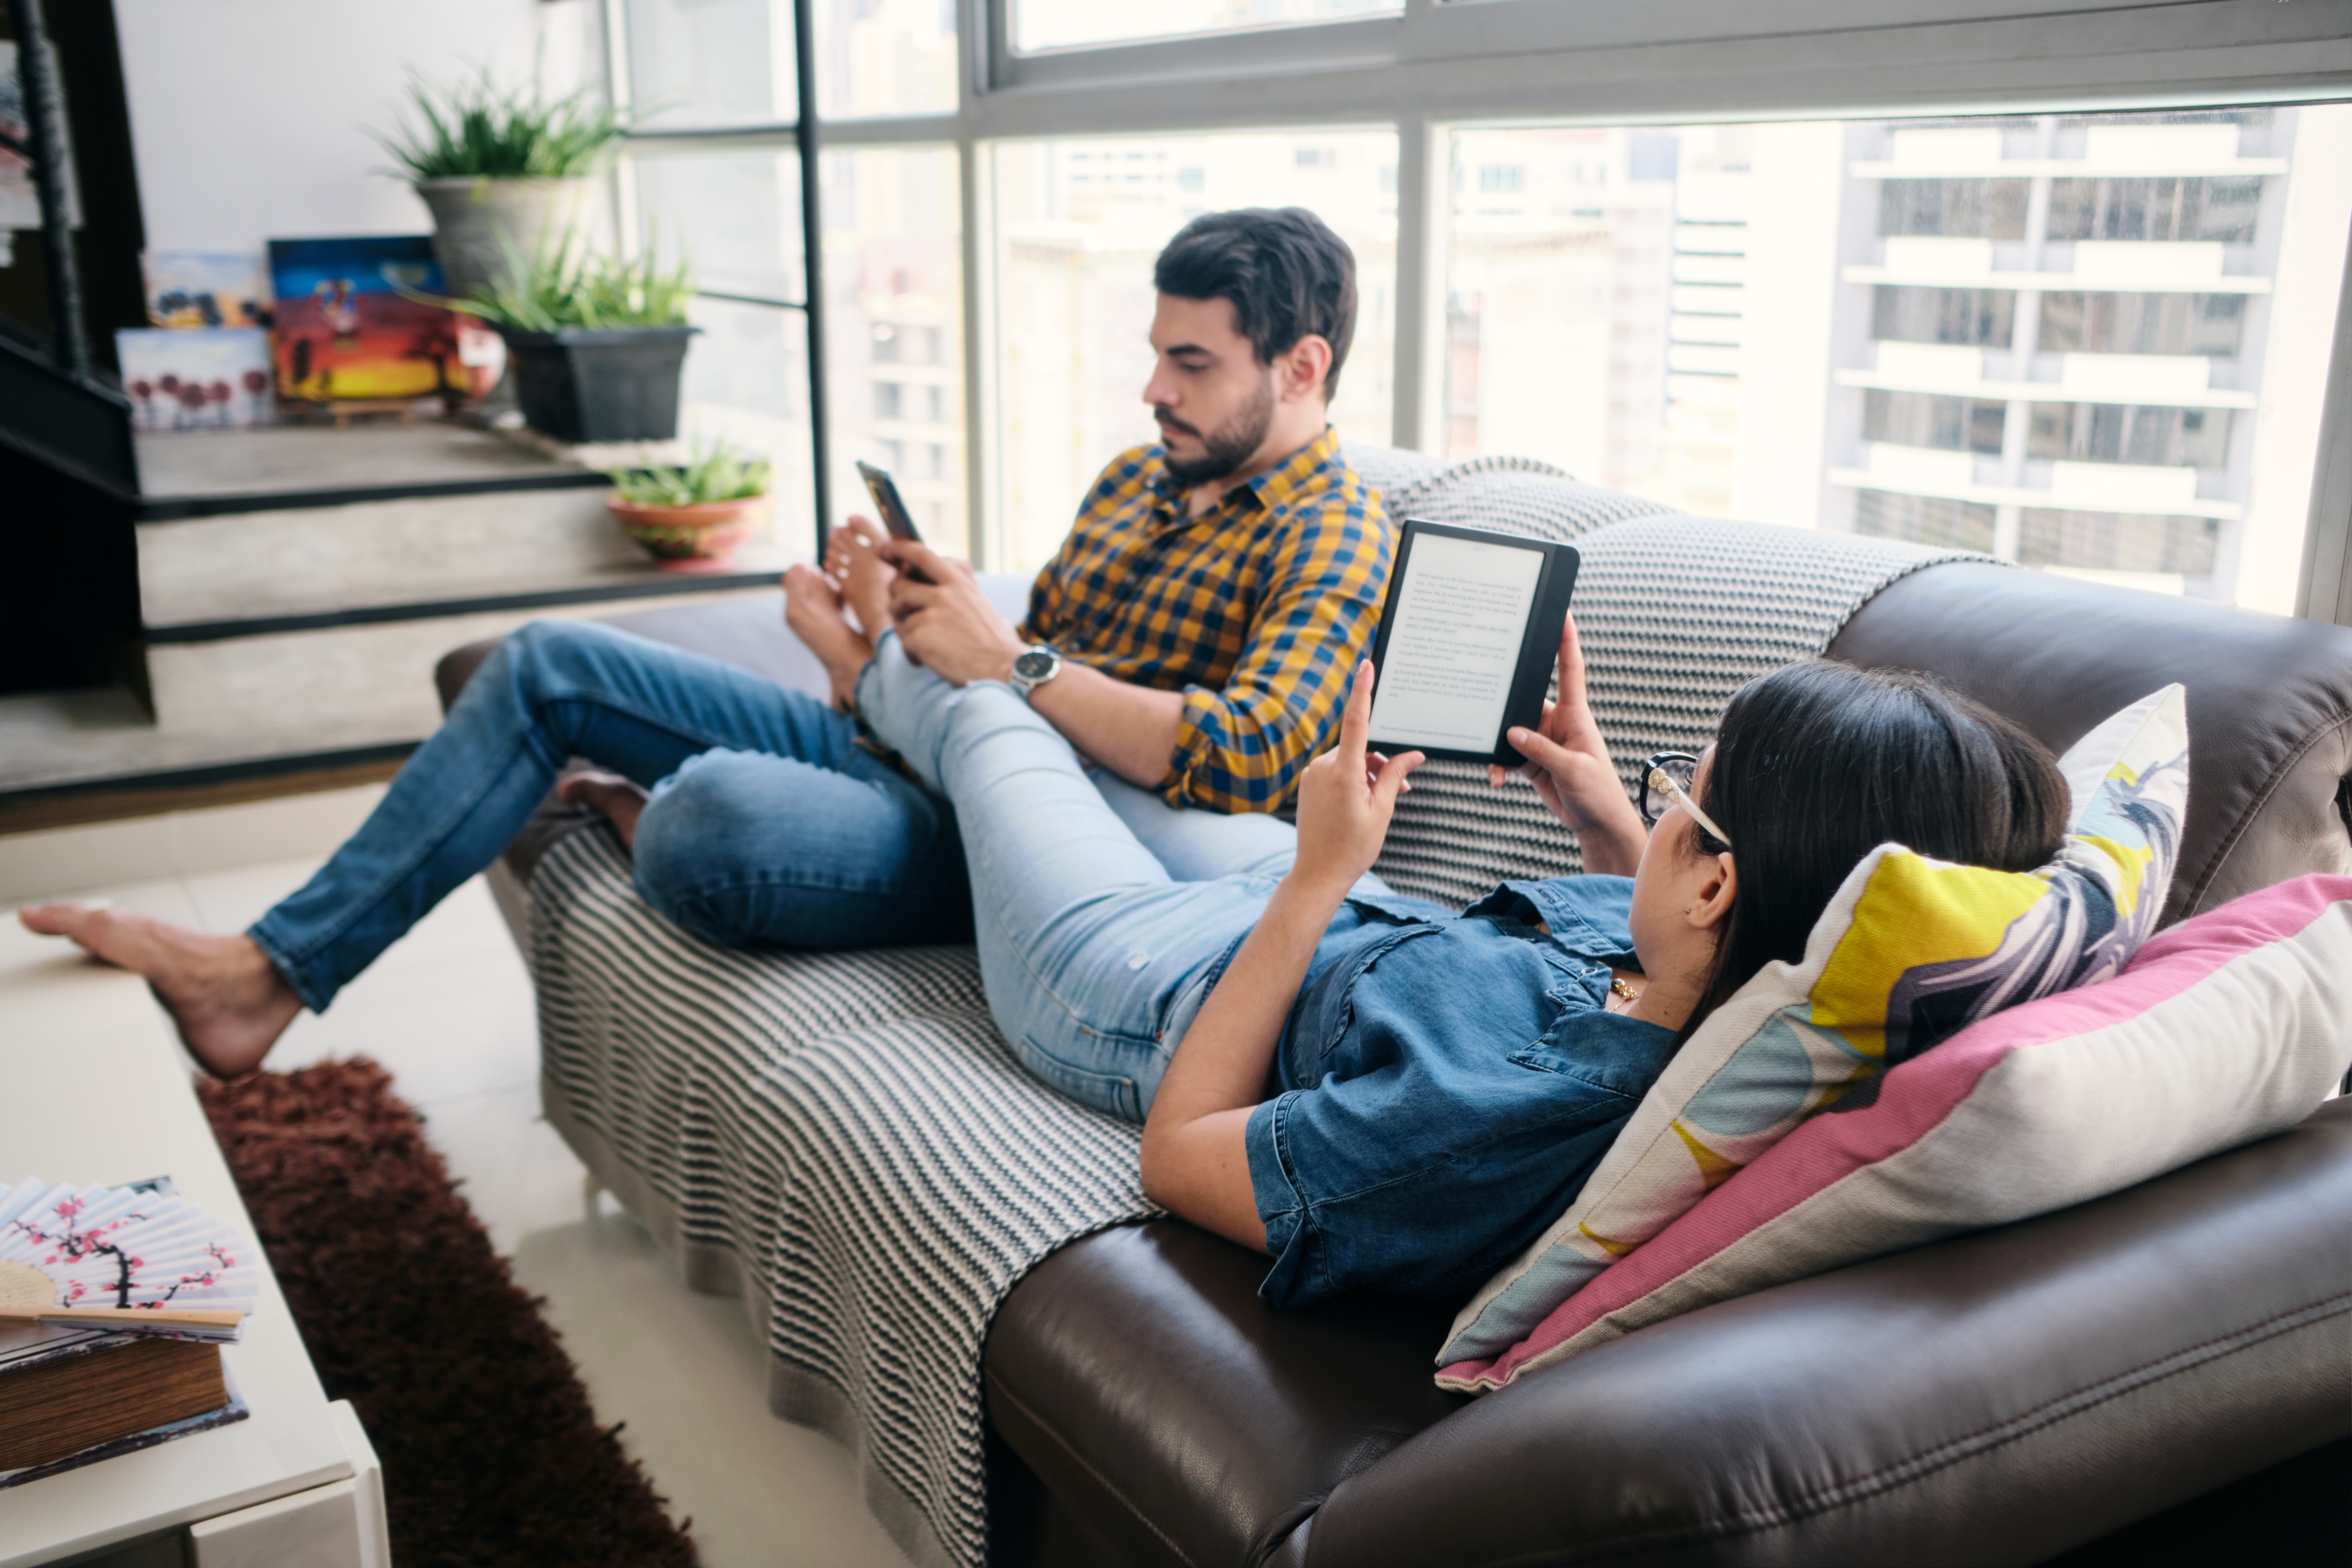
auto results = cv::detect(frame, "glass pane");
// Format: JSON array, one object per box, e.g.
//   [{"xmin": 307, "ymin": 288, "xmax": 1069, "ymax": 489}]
[
  {"xmin": 1015, "ymin": 0, "xmax": 1400, "ymax": 55},
  {"xmin": 823, "ymin": 146, "xmax": 968, "ymax": 557},
  {"xmin": 819, "ymin": 0, "xmax": 956, "ymax": 118},
  {"xmin": 1441, "ymin": 106, "xmax": 2352, "ymax": 609},
  {"xmin": 991, "ymin": 129, "xmax": 1398, "ymax": 574},
  {"xmin": 624, "ymin": 0, "xmax": 796, "ymax": 129},
  {"xmin": 678, "ymin": 295, "xmax": 820, "ymax": 559},
  {"xmin": 630, "ymin": 148, "xmax": 807, "ymax": 305},
  {"xmin": 624, "ymin": 146, "xmax": 817, "ymax": 556}
]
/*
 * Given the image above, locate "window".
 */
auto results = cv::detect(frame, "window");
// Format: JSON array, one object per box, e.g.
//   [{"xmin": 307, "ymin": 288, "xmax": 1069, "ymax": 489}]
[
  {"xmin": 1879, "ymin": 179, "xmax": 2030, "ymax": 240},
  {"xmin": 2020, "ymin": 508, "xmax": 2221, "ymax": 577},
  {"xmin": 991, "ymin": 128, "xmax": 1397, "ymax": 572},
  {"xmin": 824, "ymin": 145, "xmax": 967, "ymax": 554},
  {"xmin": 1865, "ymin": 390, "xmax": 2007, "ymax": 456},
  {"xmin": 1854, "ymin": 490, "xmax": 1997, "ymax": 552},
  {"xmin": 1442, "ymin": 105, "xmax": 2349, "ymax": 606},
  {"xmin": 2044, "ymin": 176, "xmax": 2264, "ymax": 245},
  {"xmin": 2027, "ymin": 403, "xmax": 2231, "ymax": 469},
  {"xmin": 2038, "ymin": 292, "xmax": 2247, "ymax": 357},
  {"xmin": 1013, "ymin": 0, "xmax": 1401, "ymax": 55},
  {"xmin": 605, "ymin": 3, "xmax": 2352, "ymax": 621},
  {"xmin": 1873, "ymin": 286, "xmax": 2017, "ymax": 348}
]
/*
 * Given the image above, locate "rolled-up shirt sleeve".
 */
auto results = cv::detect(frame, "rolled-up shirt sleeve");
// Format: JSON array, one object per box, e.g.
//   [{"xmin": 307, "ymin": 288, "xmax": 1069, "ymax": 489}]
[{"xmin": 1162, "ymin": 490, "xmax": 1392, "ymax": 812}]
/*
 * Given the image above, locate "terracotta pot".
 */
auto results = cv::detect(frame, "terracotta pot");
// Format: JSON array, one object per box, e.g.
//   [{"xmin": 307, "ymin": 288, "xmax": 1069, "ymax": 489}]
[{"xmin": 607, "ymin": 493, "xmax": 771, "ymax": 571}]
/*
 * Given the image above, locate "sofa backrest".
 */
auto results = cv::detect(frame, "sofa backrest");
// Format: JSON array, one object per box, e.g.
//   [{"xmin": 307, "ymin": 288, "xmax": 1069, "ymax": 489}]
[
  {"xmin": 1339, "ymin": 443, "xmax": 2352, "ymax": 924},
  {"xmin": 1830, "ymin": 562, "xmax": 2352, "ymax": 923},
  {"xmin": 437, "ymin": 445, "xmax": 2352, "ymax": 924}
]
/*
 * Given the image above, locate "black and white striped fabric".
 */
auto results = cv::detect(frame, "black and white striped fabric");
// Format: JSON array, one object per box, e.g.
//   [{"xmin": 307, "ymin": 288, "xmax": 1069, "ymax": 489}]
[
  {"xmin": 531, "ymin": 836, "xmax": 1157, "ymax": 1568},
  {"xmin": 1369, "ymin": 513, "xmax": 1994, "ymax": 907},
  {"xmin": 522, "ymin": 469, "xmax": 1995, "ymax": 1568}
]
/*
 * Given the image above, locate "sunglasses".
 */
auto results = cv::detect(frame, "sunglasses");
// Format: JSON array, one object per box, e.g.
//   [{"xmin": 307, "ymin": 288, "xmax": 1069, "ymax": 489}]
[{"xmin": 1641, "ymin": 751, "xmax": 1732, "ymax": 849}]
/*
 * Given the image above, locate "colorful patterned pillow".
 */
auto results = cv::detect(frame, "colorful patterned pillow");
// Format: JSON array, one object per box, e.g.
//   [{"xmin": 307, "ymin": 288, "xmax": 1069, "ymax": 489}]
[
  {"xmin": 1436, "ymin": 683, "xmax": 2190, "ymax": 1378},
  {"xmin": 1437, "ymin": 873, "xmax": 2352, "ymax": 1391}
]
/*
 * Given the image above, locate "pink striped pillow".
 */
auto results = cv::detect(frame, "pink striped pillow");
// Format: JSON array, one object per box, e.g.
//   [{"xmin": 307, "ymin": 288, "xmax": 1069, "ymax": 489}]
[{"xmin": 1436, "ymin": 874, "xmax": 2352, "ymax": 1393}]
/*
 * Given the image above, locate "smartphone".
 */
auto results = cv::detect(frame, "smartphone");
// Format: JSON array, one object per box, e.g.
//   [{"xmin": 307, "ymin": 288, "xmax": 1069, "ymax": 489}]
[{"xmin": 855, "ymin": 460, "xmax": 923, "ymax": 544}]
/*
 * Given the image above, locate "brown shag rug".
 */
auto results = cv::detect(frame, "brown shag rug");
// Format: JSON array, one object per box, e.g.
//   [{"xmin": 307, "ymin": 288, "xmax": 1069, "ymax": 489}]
[{"xmin": 199, "ymin": 1057, "xmax": 698, "ymax": 1568}]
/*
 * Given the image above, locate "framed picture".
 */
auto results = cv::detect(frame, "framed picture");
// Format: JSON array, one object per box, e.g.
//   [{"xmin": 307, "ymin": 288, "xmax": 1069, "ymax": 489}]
[
  {"xmin": 115, "ymin": 328, "xmax": 276, "ymax": 431},
  {"xmin": 265, "ymin": 235, "xmax": 472, "ymax": 403},
  {"xmin": 142, "ymin": 252, "xmax": 273, "ymax": 330}
]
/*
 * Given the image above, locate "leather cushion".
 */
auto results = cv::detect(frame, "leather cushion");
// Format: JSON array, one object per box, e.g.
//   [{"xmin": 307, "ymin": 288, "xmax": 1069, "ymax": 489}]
[
  {"xmin": 1293, "ymin": 1098, "xmax": 2352, "ymax": 1566},
  {"xmin": 1827, "ymin": 562, "xmax": 2352, "ymax": 925},
  {"xmin": 983, "ymin": 1222, "xmax": 1468, "ymax": 1568}
]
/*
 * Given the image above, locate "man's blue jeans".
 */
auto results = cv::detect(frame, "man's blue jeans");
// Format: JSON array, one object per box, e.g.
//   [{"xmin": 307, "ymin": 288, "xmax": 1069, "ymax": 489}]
[{"xmin": 248, "ymin": 617, "xmax": 1308, "ymax": 1015}]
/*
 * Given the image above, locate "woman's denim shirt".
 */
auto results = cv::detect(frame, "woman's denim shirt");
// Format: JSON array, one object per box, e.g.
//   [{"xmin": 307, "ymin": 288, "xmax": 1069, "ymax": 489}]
[{"xmin": 1242, "ymin": 874, "xmax": 1675, "ymax": 1309}]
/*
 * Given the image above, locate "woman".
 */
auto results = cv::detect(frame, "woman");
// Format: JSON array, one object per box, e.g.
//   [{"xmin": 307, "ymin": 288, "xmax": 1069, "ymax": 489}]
[{"xmin": 853, "ymin": 606, "xmax": 2068, "ymax": 1309}]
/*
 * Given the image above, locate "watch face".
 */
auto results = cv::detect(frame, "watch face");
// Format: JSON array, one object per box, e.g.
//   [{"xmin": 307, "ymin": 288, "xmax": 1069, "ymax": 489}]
[{"xmin": 1013, "ymin": 649, "xmax": 1056, "ymax": 682}]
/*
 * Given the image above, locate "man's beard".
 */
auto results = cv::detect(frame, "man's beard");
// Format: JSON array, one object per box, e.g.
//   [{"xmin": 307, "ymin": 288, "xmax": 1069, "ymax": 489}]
[{"xmin": 1158, "ymin": 373, "xmax": 1276, "ymax": 486}]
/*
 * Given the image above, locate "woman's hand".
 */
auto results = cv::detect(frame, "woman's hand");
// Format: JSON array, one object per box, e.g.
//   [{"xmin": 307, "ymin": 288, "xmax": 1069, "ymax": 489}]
[
  {"xmin": 1292, "ymin": 661, "xmax": 1423, "ymax": 898},
  {"xmin": 1488, "ymin": 612, "xmax": 1648, "ymax": 877}
]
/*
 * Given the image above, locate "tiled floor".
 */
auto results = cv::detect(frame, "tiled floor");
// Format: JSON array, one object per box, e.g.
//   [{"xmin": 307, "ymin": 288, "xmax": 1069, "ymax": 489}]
[{"xmin": 0, "ymin": 786, "xmax": 913, "ymax": 1568}]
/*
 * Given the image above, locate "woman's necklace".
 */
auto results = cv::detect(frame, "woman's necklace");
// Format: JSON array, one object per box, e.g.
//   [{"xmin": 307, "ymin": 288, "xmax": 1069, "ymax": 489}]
[{"xmin": 1608, "ymin": 975, "xmax": 1639, "ymax": 1012}]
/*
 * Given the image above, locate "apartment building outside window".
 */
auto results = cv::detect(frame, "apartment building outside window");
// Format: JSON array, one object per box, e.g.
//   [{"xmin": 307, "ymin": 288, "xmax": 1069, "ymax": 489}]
[{"xmin": 600, "ymin": 2, "xmax": 2352, "ymax": 619}]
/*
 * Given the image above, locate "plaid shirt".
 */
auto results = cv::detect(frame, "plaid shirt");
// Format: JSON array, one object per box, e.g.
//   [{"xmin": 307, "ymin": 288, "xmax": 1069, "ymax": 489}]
[{"xmin": 1022, "ymin": 427, "xmax": 1392, "ymax": 813}]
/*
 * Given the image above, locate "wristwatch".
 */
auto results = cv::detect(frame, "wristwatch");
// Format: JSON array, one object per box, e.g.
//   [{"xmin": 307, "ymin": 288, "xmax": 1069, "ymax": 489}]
[{"xmin": 1008, "ymin": 645, "xmax": 1062, "ymax": 698}]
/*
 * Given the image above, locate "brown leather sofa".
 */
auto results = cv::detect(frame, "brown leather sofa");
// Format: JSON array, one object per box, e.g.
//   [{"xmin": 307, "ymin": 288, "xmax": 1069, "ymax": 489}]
[{"xmin": 444, "ymin": 552, "xmax": 2352, "ymax": 1566}]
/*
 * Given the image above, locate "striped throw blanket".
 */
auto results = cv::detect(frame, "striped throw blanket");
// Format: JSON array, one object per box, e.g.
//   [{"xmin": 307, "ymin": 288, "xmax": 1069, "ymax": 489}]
[{"xmin": 525, "ymin": 484, "xmax": 1986, "ymax": 1568}]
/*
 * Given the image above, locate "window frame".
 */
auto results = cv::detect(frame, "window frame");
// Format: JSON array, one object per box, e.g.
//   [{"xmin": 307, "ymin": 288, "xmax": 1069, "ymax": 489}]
[{"xmin": 604, "ymin": 0, "xmax": 2352, "ymax": 608}]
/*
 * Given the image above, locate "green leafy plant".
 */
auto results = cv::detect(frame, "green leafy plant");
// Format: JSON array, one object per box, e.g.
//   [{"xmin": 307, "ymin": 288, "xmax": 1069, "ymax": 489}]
[
  {"xmin": 446, "ymin": 229, "xmax": 695, "ymax": 332},
  {"xmin": 373, "ymin": 68, "xmax": 632, "ymax": 180},
  {"xmin": 607, "ymin": 440, "xmax": 773, "ymax": 506}
]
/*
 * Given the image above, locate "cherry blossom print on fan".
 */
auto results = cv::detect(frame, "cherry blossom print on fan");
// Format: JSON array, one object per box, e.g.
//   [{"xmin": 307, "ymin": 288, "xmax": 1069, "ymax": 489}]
[{"xmin": 0, "ymin": 1176, "xmax": 257, "ymax": 1339}]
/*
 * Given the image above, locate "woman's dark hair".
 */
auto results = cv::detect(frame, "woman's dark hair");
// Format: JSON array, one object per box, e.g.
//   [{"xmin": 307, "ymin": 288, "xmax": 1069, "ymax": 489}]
[
  {"xmin": 1153, "ymin": 207, "xmax": 1357, "ymax": 399},
  {"xmin": 1678, "ymin": 660, "xmax": 2069, "ymax": 1043}
]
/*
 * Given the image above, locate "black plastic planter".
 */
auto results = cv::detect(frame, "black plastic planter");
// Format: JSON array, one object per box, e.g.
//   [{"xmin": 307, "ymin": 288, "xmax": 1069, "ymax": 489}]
[{"xmin": 498, "ymin": 325, "xmax": 699, "ymax": 443}]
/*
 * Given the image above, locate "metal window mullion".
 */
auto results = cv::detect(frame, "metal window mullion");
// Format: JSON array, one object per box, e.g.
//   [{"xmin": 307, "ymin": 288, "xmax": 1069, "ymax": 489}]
[
  {"xmin": 794, "ymin": 0, "xmax": 831, "ymax": 554},
  {"xmin": 2296, "ymin": 208, "xmax": 2352, "ymax": 626},
  {"xmin": 1389, "ymin": 108, "xmax": 1443, "ymax": 455}
]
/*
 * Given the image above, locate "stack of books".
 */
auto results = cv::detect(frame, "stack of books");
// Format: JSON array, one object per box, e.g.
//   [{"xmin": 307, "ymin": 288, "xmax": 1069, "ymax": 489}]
[{"xmin": 0, "ymin": 1176, "xmax": 257, "ymax": 1487}]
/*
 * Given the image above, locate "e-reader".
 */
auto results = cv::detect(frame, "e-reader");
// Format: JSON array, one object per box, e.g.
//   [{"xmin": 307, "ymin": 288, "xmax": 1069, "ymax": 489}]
[{"xmin": 1363, "ymin": 519, "xmax": 1581, "ymax": 766}]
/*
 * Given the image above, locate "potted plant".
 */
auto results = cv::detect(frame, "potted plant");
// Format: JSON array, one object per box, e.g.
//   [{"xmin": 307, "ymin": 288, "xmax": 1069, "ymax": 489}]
[
  {"xmin": 605, "ymin": 441, "xmax": 774, "ymax": 570},
  {"xmin": 447, "ymin": 231, "xmax": 699, "ymax": 443},
  {"xmin": 373, "ymin": 69, "xmax": 631, "ymax": 299}
]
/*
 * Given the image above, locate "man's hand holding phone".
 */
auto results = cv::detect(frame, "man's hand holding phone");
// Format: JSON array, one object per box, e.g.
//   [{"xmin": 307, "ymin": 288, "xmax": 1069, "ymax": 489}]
[{"xmin": 885, "ymin": 541, "xmax": 1027, "ymax": 685}]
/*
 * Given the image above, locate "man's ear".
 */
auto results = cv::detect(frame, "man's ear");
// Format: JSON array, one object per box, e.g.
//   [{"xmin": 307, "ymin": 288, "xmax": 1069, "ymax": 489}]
[
  {"xmin": 1686, "ymin": 853, "xmax": 1738, "ymax": 933},
  {"xmin": 1277, "ymin": 334, "xmax": 1333, "ymax": 404}
]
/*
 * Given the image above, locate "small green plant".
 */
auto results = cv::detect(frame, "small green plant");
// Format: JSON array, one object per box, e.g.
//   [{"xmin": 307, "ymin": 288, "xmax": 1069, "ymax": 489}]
[
  {"xmin": 446, "ymin": 228, "xmax": 695, "ymax": 332},
  {"xmin": 607, "ymin": 440, "xmax": 773, "ymax": 506},
  {"xmin": 373, "ymin": 67, "xmax": 632, "ymax": 181}
]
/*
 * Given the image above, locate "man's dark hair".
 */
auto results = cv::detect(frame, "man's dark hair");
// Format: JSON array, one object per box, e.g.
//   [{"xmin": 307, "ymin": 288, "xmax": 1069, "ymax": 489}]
[{"xmin": 1153, "ymin": 208, "xmax": 1357, "ymax": 401}]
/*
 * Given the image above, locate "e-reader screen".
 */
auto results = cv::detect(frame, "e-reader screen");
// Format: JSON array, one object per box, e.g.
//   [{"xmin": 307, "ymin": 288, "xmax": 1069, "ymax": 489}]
[{"xmin": 1364, "ymin": 520, "xmax": 1579, "ymax": 765}]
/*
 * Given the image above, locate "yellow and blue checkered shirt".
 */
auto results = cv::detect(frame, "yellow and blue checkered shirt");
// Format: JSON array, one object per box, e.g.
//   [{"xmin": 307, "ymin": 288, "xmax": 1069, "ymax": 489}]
[{"xmin": 1021, "ymin": 427, "xmax": 1392, "ymax": 813}]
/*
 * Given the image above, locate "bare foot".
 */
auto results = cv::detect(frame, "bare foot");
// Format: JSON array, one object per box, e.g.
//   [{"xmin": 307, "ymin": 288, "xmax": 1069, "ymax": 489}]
[
  {"xmin": 15, "ymin": 905, "xmax": 303, "ymax": 1078},
  {"xmin": 784, "ymin": 562, "xmax": 873, "ymax": 711},
  {"xmin": 556, "ymin": 770, "xmax": 650, "ymax": 850},
  {"xmin": 823, "ymin": 515, "xmax": 897, "ymax": 642}
]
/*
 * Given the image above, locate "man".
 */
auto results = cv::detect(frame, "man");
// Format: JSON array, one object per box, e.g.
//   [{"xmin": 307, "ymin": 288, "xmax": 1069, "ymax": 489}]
[{"xmin": 19, "ymin": 207, "xmax": 1392, "ymax": 1080}]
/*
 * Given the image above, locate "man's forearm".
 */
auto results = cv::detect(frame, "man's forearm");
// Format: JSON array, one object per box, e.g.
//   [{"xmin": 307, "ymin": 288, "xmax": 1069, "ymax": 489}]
[{"xmin": 1025, "ymin": 662, "xmax": 1187, "ymax": 789}]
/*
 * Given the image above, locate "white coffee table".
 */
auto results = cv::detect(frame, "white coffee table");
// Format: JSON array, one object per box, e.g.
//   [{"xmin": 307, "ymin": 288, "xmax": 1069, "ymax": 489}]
[{"xmin": 0, "ymin": 927, "xmax": 389, "ymax": 1567}]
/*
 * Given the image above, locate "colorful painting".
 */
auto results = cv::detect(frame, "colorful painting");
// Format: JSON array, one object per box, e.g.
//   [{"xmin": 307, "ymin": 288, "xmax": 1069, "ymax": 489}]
[
  {"xmin": 142, "ymin": 251, "xmax": 273, "ymax": 329},
  {"xmin": 115, "ymin": 327, "xmax": 276, "ymax": 431},
  {"xmin": 266, "ymin": 235, "xmax": 474, "ymax": 403}
]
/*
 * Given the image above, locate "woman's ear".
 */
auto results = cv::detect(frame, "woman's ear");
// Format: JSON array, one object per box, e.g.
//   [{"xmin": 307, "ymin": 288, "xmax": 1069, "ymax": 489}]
[{"xmin": 1685, "ymin": 853, "xmax": 1738, "ymax": 933}]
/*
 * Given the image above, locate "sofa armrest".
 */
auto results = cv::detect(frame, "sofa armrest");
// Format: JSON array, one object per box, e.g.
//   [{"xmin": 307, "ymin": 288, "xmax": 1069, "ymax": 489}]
[{"xmin": 1296, "ymin": 1099, "xmax": 2352, "ymax": 1568}]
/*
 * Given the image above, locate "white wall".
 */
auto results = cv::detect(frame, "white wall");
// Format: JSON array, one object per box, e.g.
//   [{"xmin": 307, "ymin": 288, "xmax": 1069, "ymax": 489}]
[{"xmin": 113, "ymin": 0, "xmax": 602, "ymax": 254}]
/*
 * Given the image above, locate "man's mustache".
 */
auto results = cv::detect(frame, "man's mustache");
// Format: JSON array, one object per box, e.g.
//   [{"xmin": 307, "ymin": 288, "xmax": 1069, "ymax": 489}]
[{"xmin": 1153, "ymin": 410, "xmax": 1201, "ymax": 441}]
